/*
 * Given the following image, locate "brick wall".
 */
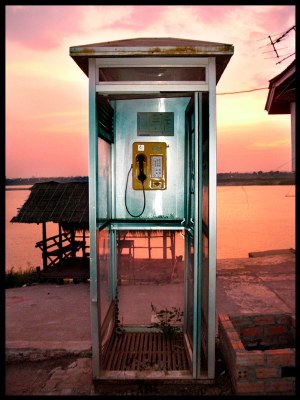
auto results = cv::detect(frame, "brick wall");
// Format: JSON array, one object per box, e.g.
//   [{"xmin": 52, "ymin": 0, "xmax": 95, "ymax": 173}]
[{"xmin": 218, "ymin": 313, "xmax": 295, "ymax": 395}]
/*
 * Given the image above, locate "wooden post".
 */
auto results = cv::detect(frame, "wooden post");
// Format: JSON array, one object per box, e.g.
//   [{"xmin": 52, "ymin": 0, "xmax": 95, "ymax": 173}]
[
  {"xmin": 171, "ymin": 232, "xmax": 175, "ymax": 262},
  {"xmin": 83, "ymin": 229, "xmax": 86, "ymax": 258},
  {"xmin": 42, "ymin": 222, "xmax": 47, "ymax": 271},
  {"xmin": 148, "ymin": 231, "xmax": 151, "ymax": 259},
  {"xmin": 163, "ymin": 231, "xmax": 167, "ymax": 260},
  {"xmin": 71, "ymin": 226, "xmax": 76, "ymax": 258},
  {"xmin": 58, "ymin": 223, "xmax": 63, "ymax": 264}
]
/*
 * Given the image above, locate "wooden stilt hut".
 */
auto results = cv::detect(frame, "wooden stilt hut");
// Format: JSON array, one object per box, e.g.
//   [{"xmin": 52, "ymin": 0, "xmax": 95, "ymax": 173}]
[{"xmin": 10, "ymin": 181, "xmax": 90, "ymax": 281}]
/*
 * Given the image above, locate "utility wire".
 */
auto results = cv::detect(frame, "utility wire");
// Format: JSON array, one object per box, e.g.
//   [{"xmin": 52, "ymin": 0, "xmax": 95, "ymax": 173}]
[
  {"xmin": 217, "ymin": 87, "xmax": 268, "ymax": 95},
  {"xmin": 271, "ymin": 158, "xmax": 295, "ymax": 171}
]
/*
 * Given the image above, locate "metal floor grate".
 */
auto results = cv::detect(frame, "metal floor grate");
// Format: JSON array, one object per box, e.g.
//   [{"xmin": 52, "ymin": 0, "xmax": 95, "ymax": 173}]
[{"xmin": 103, "ymin": 331, "xmax": 190, "ymax": 371}]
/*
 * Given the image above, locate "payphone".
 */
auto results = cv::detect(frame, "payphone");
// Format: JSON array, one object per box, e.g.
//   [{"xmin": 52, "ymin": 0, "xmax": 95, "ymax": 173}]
[
  {"xmin": 132, "ymin": 142, "xmax": 167, "ymax": 190},
  {"xmin": 125, "ymin": 141, "xmax": 167, "ymax": 217}
]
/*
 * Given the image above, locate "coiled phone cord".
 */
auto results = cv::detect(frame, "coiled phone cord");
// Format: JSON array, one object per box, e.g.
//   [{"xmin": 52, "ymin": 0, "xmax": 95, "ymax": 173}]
[{"xmin": 125, "ymin": 165, "xmax": 146, "ymax": 217}]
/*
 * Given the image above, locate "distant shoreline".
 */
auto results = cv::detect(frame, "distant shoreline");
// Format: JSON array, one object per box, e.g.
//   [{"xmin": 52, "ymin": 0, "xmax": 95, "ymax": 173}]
[
  {"xmin": 217, "ymin": 179, "xmax": 295, "ymax": 186},
  {"xmin": 5, "ymin": 172, "xmax": 295, "ymax": 188},
  {"xmin": 5, "ymin": 187, "xmax": 32, "ymax": 191},
  {"xmin": 5, "ymin": 181, "xmax": 295, "ymax": 190}
]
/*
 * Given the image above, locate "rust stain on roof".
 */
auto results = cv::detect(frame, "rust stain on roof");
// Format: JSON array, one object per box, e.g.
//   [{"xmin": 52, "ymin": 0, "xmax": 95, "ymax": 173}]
[
  {"xmin": 147, "ymin": 46, "xmax": 198, "ymax": 55},
  {"xmin": 70, "ymin": 47, "xmax": 96, "ymax": 55}
]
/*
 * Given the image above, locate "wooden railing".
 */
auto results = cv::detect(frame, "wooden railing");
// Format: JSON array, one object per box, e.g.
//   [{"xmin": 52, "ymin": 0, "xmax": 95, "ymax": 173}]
[{"xmin": 35, "ymin": 231, "xmax": 89, "ymax": 270}]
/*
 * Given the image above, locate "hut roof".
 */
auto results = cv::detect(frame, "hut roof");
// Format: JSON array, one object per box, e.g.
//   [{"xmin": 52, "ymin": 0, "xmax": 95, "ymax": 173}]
[
  {"xmin": 10, "ymin": 181, "xmax": 89, "ymax": 227},
  {"xmin": 265, "ymin": 59, "xmax": 296, "ymax": 114}
]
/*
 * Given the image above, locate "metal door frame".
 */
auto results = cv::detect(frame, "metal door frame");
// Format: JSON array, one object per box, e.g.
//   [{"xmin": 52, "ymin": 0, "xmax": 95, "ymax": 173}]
[{"xmin": 88, "ymin": 57, "xmax": 217, "ymax": 380}]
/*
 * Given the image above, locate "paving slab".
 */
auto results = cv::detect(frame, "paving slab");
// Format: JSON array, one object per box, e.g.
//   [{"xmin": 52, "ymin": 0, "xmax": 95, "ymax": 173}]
[
  {"xmin": 6, "ymin": 282, "xmax": 91, "ymax": 354},
  {"xmin": 216, "ymin": 253, "xmax": 295, "ymax": 316}
]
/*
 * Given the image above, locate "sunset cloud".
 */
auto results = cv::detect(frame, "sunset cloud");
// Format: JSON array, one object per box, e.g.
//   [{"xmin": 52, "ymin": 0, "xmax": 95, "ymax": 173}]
[
  {"xmin": 6, "ymin": 6, "xmax": 84, "ymax": 50},
  {"xmin": 253, "ymin": 139, "xmax": 291, "ymax": 149},
  {"xmin": 5, "ymin": 5, "xmax": 295, "ymax": 177}
]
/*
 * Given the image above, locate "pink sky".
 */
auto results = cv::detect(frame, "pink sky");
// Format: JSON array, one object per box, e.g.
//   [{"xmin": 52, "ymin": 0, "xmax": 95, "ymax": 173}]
[{"xmin": 5, "ymin": 5, "xmax": 295, "ymax": 177}]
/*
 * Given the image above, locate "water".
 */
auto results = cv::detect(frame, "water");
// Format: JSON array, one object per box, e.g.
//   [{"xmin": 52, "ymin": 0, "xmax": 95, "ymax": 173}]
[
  {"xmin": 216, "ymin": 185, "xmax": 295, "ymax": 258},
  {"xmin": 5, "ymin": 185, "xmax": 295, "ymax": 272}
]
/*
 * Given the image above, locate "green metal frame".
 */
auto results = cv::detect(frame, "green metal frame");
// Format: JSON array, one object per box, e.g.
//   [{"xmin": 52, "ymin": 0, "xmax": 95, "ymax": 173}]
[
  {"xmin": 193, "ymin": 92, "xmax": 203, "ymax": 379},
  {"xmin": 88, "ymin": 58, "xmax": 100, "ymax": 378},
  {"xmin": 207, "ymin": 58, "xmax": 217, "ymax": 378}
]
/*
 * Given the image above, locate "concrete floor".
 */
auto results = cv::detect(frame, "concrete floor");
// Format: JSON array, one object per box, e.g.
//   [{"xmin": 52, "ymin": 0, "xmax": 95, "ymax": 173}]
[
  {"xmin": 6, "ymin": 252, "xmax": 295, "ymax": 354},
  {"xmin": 5, "ymin": 251, "xmax": 295, "ymax": 395}
]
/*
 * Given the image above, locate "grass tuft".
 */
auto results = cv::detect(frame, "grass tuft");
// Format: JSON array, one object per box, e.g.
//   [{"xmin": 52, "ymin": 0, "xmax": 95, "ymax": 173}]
[{"xmin": 5, "ymin": 264, "xmax": 40, "ymax": 288}]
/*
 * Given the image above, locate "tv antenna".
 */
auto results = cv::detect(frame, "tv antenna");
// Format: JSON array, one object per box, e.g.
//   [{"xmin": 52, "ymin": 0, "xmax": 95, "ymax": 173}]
[{"xmin": 258, "ymin": 25, "xmax": 295, "ymax": 64}]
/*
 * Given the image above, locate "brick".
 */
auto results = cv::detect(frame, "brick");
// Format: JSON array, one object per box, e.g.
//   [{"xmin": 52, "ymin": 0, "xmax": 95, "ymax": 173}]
[
  {"xmin": 265, "ymin": 349, "xmax": 295, "ymax": 367},
  {"xmin": 265, "ymin": 324, "xmax": 287, "ymax": 335},
  {"xmin": 226, "ymin": 330, "xmax": 241, "ymax": 341},
  {"xmin": 220, "ymin": 320, "xmax": 235, "ymax": 330},
  {"xmin": 221, "ymin": 331, "xmax": 239, "ymax": 353},
  {"xmin": 231, "ymin": 340, "xmax": 244, "ymax": 351},
  {"xmin": 236, "ymin": 351, "xmax": 264, "ymax": 366},
  {"xmin": 290, "ymin": 315, "xmax": 296, "ymax": 328},
  {"xmin": 235, "ymin": 367, "xmax": 249, "ymax": 380},
  {"xmin": 234, "ymin": 380, "xmax": 265, "ymax": 394},
  {"xmin": 265, "ymin": 377, "xmax": 295, "ymax": 394},
  {"xmin": 276, "ymin": 314, "xmax": 291, "ymax": 325},
  {"xmin": 277, "ymin": 335, "xmax": 293, "ymax": 346},
  {"xmin": 218, "ymin": 313, "xmax": 230, "ymax": 322},
  {"xmin": 254, "ymin": 315, "xmax": 276, "ymax": 325},
  {"xmin": 241, "ymin": 326, "xmax": 263, "ymax": 339},
  {"xmin": 255, "ymin": 367, "xmax": 280, "ymax": 379},
  {"xmin": 230, "ymin": 316, "xmax": 254, "ymax": 329}
]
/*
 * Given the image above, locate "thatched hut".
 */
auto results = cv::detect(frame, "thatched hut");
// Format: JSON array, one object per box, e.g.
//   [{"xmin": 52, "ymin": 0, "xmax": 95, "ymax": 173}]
[
  {"xmin": 11, "ymin": 181, "xmax": 89, "ymax": 278},
  {"xmin": 11, "ymin": 181, "xmax": 178, "ymax": 280}
]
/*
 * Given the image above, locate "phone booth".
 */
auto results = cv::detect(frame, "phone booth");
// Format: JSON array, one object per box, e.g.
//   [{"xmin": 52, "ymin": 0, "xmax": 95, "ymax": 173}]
[{"xmin": 70, "ymin": 38, "xmax": 233, "ymax": 385}]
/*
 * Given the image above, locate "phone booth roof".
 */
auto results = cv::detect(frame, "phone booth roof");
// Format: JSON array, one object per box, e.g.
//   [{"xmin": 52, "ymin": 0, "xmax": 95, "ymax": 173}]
[{"xmin": 70, "ymin": 37, "xmax": 233, "ymax": 83}]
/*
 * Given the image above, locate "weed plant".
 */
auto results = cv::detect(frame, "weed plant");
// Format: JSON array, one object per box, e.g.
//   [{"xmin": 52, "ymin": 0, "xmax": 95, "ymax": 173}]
[{"xmin": 150, "ymin": 303, "xmax": 183, "ymax": 338}]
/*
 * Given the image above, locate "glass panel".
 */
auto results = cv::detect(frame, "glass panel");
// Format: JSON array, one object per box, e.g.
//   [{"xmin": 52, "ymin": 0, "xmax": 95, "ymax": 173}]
[
  {"xmin": 186, "ymin": 232, "xmax": 194, "ymax": 345},
  {"xmin": 201, "ymin": 232, "xmax": 209, "ymax": 370},
  {"xmin": 200, "ymin": 92, "xmax": 209, "ymax": 372},
  {"xmin": 184, "ymin": 97, "xmax": 195, "ymax": 224},
  {"xmin": 99, "ymin": 67, "xmax": 206, "ymax": 82},
  {"xmin": 98, "ymin": 228, "xmax": 111, "ymax": 326},
  {"xmin": 97, "ymin": 228, "xmax": 113, "ymax": 369},
  {"xmin": 98, "ymin": 137, "xmax": 111, "ymax": 222},
  {"xmin": 202, "ymin": 104, "xmax": 209, "ymax": 227},
  {"xmin": 116, "ymin": 230, "xmax": 185, "ymax": 326},
  {"xmin": 184, "ymin": 96, "xmax": 195, "ymax": 348},
  {"xmin": 189, "ymin": 128, "xmax": 195, "ymax": 223}
]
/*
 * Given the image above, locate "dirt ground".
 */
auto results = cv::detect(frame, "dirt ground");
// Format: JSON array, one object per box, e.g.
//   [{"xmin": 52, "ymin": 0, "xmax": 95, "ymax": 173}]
[{"xmin": 5, "ymin": 348, "xmax": 233, "ymax": 396}]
